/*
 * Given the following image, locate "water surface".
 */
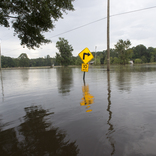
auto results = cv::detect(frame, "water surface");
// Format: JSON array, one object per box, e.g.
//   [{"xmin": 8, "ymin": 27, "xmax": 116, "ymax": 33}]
[{"xmin": 0, "ymin": 65, "xmax": 156, "ymax": 156}]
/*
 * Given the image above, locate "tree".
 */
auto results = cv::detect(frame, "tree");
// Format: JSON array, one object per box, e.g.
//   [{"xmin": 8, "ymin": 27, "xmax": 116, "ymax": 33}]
[
  {"xmin": 45, "ymin": 55, "xmax": 52, "ymax": 66},
  {"xmin": 148, "ymin": 47, "xmax": 156, "ymax": 62},
  {"xmin": 56, "ymin": 38, "xmax": 73, "ymax": 66},
  {"xmin": 113, "ymin": 57, "xmax": 120, "ymax": 64},
  {"xmin": 114, "ymin": 39, "xmax": 132, "ymax": 65},
  {"xmin": 75, "ymin": 56, "xmax": 83, "ymax": 65},
  {"xmin": 150, "ymin": 55, "xmax": 155, "ymax": 63},
  {"xmin": 132, "ymin": 45, "xmax": 148, "ymax": 61},
  {"xmin": 18, "ymin": 53, "xmax": 29, "ymax": 67},
  {"xmin": 0, "ymin": 0, "xmax": 75, "ymax": 49},
  {"xmin": 141, "ymin": 56, "xmax": 147, "ymax": 63},
  {"xmin": 95, "ymin": 56, "xmax": 101, "ymax": 65},
  {"xmin": 1, "ymin": 56, "xmax": 15, "ymax": 67}
]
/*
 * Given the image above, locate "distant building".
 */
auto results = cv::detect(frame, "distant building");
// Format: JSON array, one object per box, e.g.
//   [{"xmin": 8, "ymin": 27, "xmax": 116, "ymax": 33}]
[
  {"xmin": 129, "ymin": 60, "xmax": 133, "ymax": 64},
  {"xmin": 89, "ymin": 61, "xmax": 94, "ymax": 65}
]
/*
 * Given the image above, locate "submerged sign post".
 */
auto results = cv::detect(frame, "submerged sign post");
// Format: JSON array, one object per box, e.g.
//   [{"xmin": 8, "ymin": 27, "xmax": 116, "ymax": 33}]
[{"xmin": 79, "ymin": 48, "xmax": 94, "ymax": 79}]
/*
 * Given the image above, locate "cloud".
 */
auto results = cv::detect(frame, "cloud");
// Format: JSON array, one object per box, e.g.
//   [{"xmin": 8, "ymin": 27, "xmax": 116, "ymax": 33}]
[{"xmin": 1, "ymin": 0, "xmax": 156, "ymax": 58}]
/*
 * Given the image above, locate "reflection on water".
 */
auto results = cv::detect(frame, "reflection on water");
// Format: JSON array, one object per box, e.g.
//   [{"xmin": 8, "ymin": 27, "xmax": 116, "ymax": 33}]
[
  {"xmin": 1, "ymin": 65, "xmax": 156, "ymax": 155},
  {"xmin": 56, "ymin": 67, "xmax": 73, "ymax": 96},
  {"xmin": 80, "ymin": 80, "xmax": 94, "ymax": 112},
  {"xmin": 116, "ymin": 67, "xmax": 131, "ymax": 92},
  {"xmin": 0, "ymin": 106, "xmax": 79, "ymax": 155},
  {"xmin": 106, "ymin": 71, "xmax": 115, "ymax": 155},
  {"xmin": 20, "ymin": 69, "xmax": 29, "ymax": 82},
  {"xmin": 0, "ymin": 71, "xmax": 4, "ymax": 102},
  {"xmin": 114, "ymin": 65, "xmax": 156, "ymax": 92}
]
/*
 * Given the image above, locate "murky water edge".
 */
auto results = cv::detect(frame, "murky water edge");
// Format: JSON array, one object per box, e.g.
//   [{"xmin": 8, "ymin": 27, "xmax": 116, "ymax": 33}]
[{"xmin": 0, "ymin": 65, "xmax": 156, "ymax": 156}]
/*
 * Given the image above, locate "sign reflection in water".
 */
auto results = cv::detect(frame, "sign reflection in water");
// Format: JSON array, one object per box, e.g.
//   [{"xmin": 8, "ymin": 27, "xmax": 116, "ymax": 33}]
[
  {"xmin": 80, "ymin": 80, "xmax": 94, "ymax": 112},
  {"xmin": 1, "ymin": 65, "xmax": 156, "ymax": 155}
]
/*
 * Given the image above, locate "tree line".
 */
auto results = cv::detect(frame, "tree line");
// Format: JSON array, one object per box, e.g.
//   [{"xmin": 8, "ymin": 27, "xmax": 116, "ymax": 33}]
[
  {"xmin": 1, "ymin": 38, "xmax": 156, "ymax": 68},
  {"xmin": 91, "ymin": 40, "xmax": 156, "ymax": 65},
  {"xmin": 1, "ymin": 54, "xmax": 82, "ymax": 68}
]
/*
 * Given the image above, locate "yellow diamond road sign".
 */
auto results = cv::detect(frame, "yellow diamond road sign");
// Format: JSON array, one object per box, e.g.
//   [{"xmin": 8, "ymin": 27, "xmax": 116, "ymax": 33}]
[{"xmin": 79, "ymin": 48, "xmax": 94, "ymax": 64}]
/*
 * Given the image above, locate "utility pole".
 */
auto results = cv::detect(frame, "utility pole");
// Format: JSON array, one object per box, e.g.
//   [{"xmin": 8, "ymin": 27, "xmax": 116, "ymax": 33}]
[
  {"xmin": 107, "ymin": 0, "xmax": 110, "ymax": 71},
  {"xmin": 0, "ymin": 41, "xmax": 1, "ymax": 70},
  {"xmin": 95, "ymin": 46, "xmax": 97, "ymax": 65}
]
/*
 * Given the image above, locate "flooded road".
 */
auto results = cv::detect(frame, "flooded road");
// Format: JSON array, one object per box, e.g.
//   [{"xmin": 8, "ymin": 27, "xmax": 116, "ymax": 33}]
[{"xmin": 0, "ymin": 65, "xmax": 156, "ymax": 156}]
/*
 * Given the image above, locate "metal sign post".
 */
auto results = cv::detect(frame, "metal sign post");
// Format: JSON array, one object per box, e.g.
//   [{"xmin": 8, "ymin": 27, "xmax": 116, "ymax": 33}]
[{"xmin": 83, "ymin": 72, "xmax": 85, "ymax": 81}]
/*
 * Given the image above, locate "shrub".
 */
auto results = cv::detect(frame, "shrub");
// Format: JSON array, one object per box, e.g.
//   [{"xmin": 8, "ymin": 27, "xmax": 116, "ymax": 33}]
[{"xmin": 134, "ymin": 59, "xmax": 142, "ymax": 64}]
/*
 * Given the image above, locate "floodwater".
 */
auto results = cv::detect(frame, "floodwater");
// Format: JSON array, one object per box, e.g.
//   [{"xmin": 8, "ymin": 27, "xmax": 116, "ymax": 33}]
[{"xmin": 0, "ymin": 65, "xmax": 156, "ymax": 156}]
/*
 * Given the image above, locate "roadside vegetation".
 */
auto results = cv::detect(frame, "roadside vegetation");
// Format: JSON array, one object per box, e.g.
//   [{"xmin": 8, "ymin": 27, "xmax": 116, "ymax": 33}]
[{"xmin": 1, "ymin": 38, "xmax": 156, "ymax": 68}]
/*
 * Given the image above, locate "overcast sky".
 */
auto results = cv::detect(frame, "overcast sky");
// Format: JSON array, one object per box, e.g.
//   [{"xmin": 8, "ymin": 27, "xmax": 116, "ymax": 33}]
[{"xmin": 0, "ymin": 0, "xmax": 156, "ymax": 58}]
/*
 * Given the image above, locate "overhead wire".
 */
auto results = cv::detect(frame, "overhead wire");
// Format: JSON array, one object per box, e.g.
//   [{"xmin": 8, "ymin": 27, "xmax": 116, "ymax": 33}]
[
  {"xmin": 4, "ymin": 5, "xmax": 156, "ymax": 53},
  {"xmin": 50, "ymin": 5, "xmax": 156, "ymax": 38},
  {"xmin": 49, "ymin": 17, "xmax": 107, "ymax": 38}
]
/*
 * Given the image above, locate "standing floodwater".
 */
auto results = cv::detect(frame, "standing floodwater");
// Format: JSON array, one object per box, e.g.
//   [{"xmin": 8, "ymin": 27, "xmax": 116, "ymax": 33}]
[{"xmin": 0, "ymin": 65, "xmax": 156, "ymax": 156}]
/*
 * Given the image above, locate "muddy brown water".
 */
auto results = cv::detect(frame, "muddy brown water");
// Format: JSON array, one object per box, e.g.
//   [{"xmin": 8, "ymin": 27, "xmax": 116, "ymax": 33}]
[{"xmin": 0, "ymin": 65, "xmax": 156, "ymax": 156}]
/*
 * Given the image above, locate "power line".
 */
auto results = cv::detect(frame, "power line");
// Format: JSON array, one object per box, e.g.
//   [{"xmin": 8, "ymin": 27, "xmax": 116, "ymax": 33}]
[
  {"xmin": 50, "ymin": 5, "xmax": 156, "ymax": 38},
  {"xmin": 50, "ymin": 17, "xmax": 107, "ymax": 38},
  {"xmin": 110, "ymin": 5, "xmax": 156, "ymax": 17},
  {"xmin": 4, "ymin": 5, "xmax": 156, "ymax": 53}
]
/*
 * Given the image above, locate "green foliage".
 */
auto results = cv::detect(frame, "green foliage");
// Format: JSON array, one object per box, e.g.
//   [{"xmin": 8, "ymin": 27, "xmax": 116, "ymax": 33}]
[
  {"xmin": 0, "ymin": 0, "xmax": 74, "ymax": 49},
  {"xmin": 114, "ymin": 39, "xmax": 132, "ymax": 65},
  {"xmin": 113, "ymin": 57, "xmax": 120, "ymax": 64},
  {"xmin": 132, "ymin": 46, "xmax": 156, "ymax": 63},
  {"xmin": 95, "ymin": 56, "xmax": 101, "ymax": 65},
  {"xmin": 56, "ymin": 38, "xmax": 73, "ymax": 66},
  {"xmin": 75, "ymin": 56, "xmax": 83, "ymax": 65},
  {"xmin": 45, "ymin": 55, "xmax": 52, "ymax": 66},
  {"xmin": 92, "ymin": 52, "xmax": 103, "ymax": 58},
  {"xmin": 70, "ymin": 56, "xmax": 76, "ymax": 65},
  {"xmin": 1, "ymin": 56, "xmax": 16, "ymax": 67},
  {"xmin": 1, "ymin": 54, "xmax": 56, "ymax": 68},
  {"xmin": 91, "ymin": 51, "xmax": 105, "ymax": 65},
  {"xmin": 148, "ymin": 47, "xmax": 156, "ymax": 62},
  {"xmin": 104, "ymin": 55, "xmax": 107, "ymax": 64},
  {"xmin": 132, "ymin": 45, "xmax": 147, "ymax": 60},
  {"xmin": 141, "ymin": 56, "xmax": 147, "ymax": 63},
  {"xmin": 150, "ymin": 55, "xmax": 155, "ymax": 62},
  {"xmin": 2, "ymin": 38, "xmax": 156, "ymax": 68},
  {"xmin": 134, "ymin": 59, "xmax": 142, "ymax": 64},
  {"xmin": 30, "ymin": 56, "xmax": 56, "ymax": 67},
  {"xmin": 18, "ymin": 53, "xmax": 29, "ymax": 67}
]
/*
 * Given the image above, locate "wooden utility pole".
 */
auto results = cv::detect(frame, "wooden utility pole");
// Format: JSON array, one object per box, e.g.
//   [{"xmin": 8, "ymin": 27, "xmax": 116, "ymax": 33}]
[
  {"xmin": 0, "ymin": 41, "xmax": 1, "ymax": 70},
  {"xmin": 107, "ymin": 0, "xmax": 110, "ymax": 71},
  {"xmin": 95, "ymin": 46, "xmax": 97, "ymax": 65}
]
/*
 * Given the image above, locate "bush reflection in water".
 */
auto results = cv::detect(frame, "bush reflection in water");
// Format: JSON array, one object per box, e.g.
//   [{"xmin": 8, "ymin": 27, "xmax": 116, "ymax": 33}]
[{"xmin": 0, "ymin": 106, "xmax": 79, "ymax": 156}]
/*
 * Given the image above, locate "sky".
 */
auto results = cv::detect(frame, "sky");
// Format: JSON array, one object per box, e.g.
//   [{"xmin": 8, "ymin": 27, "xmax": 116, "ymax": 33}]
[{"xmin": 0, "ymin": 0, "xmax": 156, "ymax": 59}]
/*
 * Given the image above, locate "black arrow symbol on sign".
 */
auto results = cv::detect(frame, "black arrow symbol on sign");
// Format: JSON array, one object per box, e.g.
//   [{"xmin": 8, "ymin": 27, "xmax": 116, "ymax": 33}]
[{"xmin": 83, "ymin": 53, "xmax": 90, "ymax": 60}]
